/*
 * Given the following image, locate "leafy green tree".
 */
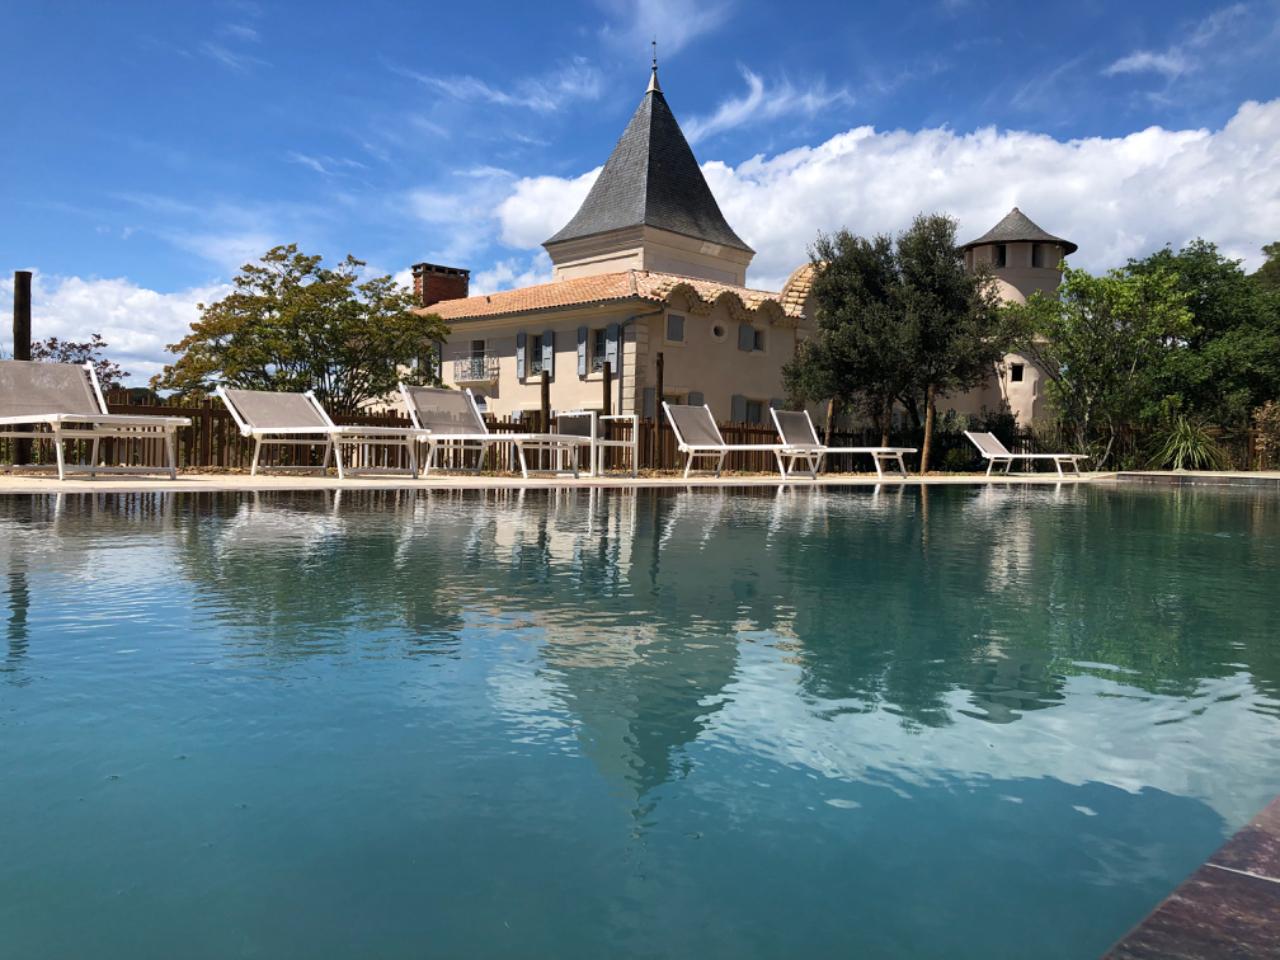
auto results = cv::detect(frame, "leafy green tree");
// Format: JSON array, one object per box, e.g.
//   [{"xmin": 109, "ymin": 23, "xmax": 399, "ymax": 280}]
[
  {"xmin": 784, "ymin": 215, "xmax": 1002, "ymax": 467},
  {"xmin": 896, "ymin": 213, "xmax": 1004, "ymax": 472},
  {"xmin": 32, "ymin": 333, "xmax": 129, "ymax": 390},
  {"xmin": 154, "ymin": 245, "xmax": 449, "ymax": 414},
  {"xmin": 1004, "ymin": 264, "xmax": 1191, "ymax": 466},
  {"xmin": 1253, "ymin": 241, "xmax": 1280, "ymax": 295},
  {"xmin": 783, "ymin": 231, "xmax": 912, "ymax": 444},
  {"xmin": 1127, "ymin": 240, "xmax": 1280, "ymax": 428}
]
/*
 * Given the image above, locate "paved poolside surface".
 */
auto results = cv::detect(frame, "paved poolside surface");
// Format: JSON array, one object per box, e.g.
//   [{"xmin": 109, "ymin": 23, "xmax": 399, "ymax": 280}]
[
  {"xmin": 1104, "ymin": 797, "xmax": 1280, "ymax": 959},
  {"xmin": 0, "ymin": 470, "xmax": 1114, "ymax": 494}
]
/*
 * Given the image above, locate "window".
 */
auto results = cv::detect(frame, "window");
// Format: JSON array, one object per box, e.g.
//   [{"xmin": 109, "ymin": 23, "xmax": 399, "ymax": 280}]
[
  {"xmin": 1031, "ymin": 243, "xmax": 1044, "ymax": 268},
  {"xmin": 666, "ymin": 314, "xmax": 685, "ymax": 343},
  {"xmin": 745, "ymin": 399, "xmax": 764, "ymax": 424},
  {"xmin": 752, "ymin": 328, "xmax": 766, "ymax": 352},
  {"xmin": 529, "ymin": 334, "xmax": 544, "ymax": 376},
  {"xmin": 590, "ymin": 327, "xmax": 607, "ymax": 372},
  {"xmin": 470, "ymin": 339, "xmax": 486, "ymax": 358},
  {"xmin": 994, "ymin": 244, "xmax": 1007, "ymax": 268},
  {"xmin": 711, "ymin": 323, "xmax": 726, "ymax": 341},
  {"xmin": 1010, "ymin": 363, "xmax": 1024, "ymax": 383}
]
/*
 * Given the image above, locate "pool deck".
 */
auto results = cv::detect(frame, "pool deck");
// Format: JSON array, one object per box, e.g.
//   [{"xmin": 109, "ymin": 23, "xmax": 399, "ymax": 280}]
[
  {"xmin": 0, "ymin": 469, "xmax": 1114, "ymax": 494},
  {"xmin": 1104, "ymin": 796, "xmax": 1280, "ymax": 959},
  {"xmin": 1115, "ymin": 470, "xmax": 1280, "ymax": 489}
]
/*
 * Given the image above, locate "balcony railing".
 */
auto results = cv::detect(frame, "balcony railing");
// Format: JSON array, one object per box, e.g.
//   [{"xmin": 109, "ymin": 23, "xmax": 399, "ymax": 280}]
[{"xmin": 452, "ymin": 354, "xmax": 500, "ymax": 383}]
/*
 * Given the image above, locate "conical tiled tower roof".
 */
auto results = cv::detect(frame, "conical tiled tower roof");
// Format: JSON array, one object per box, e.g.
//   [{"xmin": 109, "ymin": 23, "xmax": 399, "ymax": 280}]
[
  {"xmin": 544, "ymin": 69, "xmax": 752, "ymax": 253},
  {"xmin": 960, "ymin": 207, "xmax": 1077, "ymax": 255}
]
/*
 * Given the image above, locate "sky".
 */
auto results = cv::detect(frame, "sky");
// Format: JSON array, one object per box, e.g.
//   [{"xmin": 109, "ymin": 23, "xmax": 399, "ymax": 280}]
[{"xmin": 2, "ymin": 0, "xmax": 1278, "ymax": 382}]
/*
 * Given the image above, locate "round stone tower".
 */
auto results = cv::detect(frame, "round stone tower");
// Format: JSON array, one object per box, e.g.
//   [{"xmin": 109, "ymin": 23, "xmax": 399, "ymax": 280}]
[
  {"xmin": 959, "ymin": 207, "xmax": 1077, "ymax": 305},
  {"xmin": 958, "ymin": 208, "xmax": 1078, "ymax": 425}
]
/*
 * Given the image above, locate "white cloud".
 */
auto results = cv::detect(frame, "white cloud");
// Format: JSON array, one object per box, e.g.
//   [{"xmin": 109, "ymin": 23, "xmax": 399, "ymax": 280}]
[
  {"xmin": 0, "ymin": 273, "xmax": 228, "ymax": 383},
  {"xmin": 683, "ymin": 67, "xmax": 855, "ymax": 144},
  {"xmin": 1103, "ymin": 3, "xmax": 1250, "ymax": 80},
  {"xmin": 495, "ymin": 168, "xmax": 599, "ymax": 248},
  {"xmin": 596, "ymin": 0, "xmax": 732, "ymax": 57},
  {"xmin": 1103, "ymin": 50, "xmax": 1192, "ymax": 79},
  {"xmin": 389, "ymin": 58, "xmax": 602, "ymax": 113},
  {"xmin": 471, "ymin": 253, "xmax": 554, "ymax": 296},
  {"xmin": 496, "ymin": 98, "xmax": 1280, "ymax": 289}
]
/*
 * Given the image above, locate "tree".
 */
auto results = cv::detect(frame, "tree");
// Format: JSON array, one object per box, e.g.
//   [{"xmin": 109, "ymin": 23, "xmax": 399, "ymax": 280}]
[
  {"xmin": 1253, "ymin": 241, "xmax": 1280, "ymax": 295},
  {"xmin": 154, "ymin": 245, "xmax": 449, "ymax": 414},
  {"xmin": 32, "ymin": 333, "xmax": 129, "ymax": 391},
  {"xmin": 1127, "ymin": 239, "xmax": 1280, "ymax": 429},
  {"xmin": 1004, "ymin": 264, "xmax": 1191, "ymax": 466},
  {"xmin": 783, "ymin": 231, "xmax": 913, "ymax": 444},
  {"xmin": 896, "ymin": 213, "xmax": 1004, "ymax": 472}
]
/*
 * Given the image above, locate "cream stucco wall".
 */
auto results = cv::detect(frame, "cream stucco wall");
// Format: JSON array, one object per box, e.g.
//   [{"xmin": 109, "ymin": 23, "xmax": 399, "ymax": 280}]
[
  {"xmin": 438, "ymin": 299, "xmax": 804, "ymax": 424},
  {"xmin": 547, "ymin": 226, "xmax": 753, "ymax": 286}
]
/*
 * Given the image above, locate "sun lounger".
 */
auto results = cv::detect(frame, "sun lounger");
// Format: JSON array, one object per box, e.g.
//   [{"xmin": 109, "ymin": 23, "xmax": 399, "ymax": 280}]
[
  {"xmin": 770, "ymin": 408, "xmax": 916, "ymax": 478},
  {"xmin": 217, "ymin": 386, "xmax": 423, "ymax": 479},
  {"xmin": 398, "ymin": 385, "xmax": 591, "ymax": 479},
  {"xmin": 663, "ymin": 402, "xmax": 786, "ymax": 478},
  {"xmin": 556, "ymin": 410, "xmax": 639, "ymax": 477},
  {"xmin": 964, "ymin": 430, "xmax": 1087, "ymax": 477},
  {"xmin": 0, "ymin": 360, "xmax": 190, "ymax": 480}
]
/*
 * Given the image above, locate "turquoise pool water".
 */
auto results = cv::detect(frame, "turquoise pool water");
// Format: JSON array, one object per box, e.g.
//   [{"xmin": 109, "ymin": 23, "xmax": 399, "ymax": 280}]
[{"xmin": 1, "ymin": 485, "xmax": 1279, "ymax": 959}]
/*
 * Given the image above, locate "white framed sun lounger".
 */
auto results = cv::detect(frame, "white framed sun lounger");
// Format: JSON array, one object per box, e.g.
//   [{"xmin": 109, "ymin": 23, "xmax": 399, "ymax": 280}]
[
  {"xmin": 216, "ymin": 386, "xmax": 423, "ymax": 479},
  {"xmin": 770, "ymin": 408, "xmax": 916, "ymax": 479},
  {"xmin": 964, "ymin": 430, "xmax": 1087, "ymax": 478},
  {"xmin": 662, "ymin": 402, "xmax": 786, "ymax": 478},
  {"xmin": 556, "ymin": 410, "xmax": 639, "ymax": 477},
  {"xmin": 398, "ymin": 384, "xmax": 590, "ymax": 479},
  {"xmin": 0, "ymin": 360, "xmax": 191, "ymax": 480}
]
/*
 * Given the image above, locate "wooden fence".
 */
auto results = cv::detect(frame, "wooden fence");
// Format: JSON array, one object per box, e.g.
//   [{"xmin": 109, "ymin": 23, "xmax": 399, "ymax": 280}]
[{"xmin": 0, "ymin": 391, "xmax": 1051, "ymax": 474}]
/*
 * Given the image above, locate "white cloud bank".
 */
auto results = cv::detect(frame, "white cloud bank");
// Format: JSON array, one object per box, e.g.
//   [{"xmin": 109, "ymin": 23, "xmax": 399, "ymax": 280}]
[
  {"xmin": 498, "ymin": 98, "xmax": 1280, "ymax": 289},
  {"xmin": 0, "ymin": 273, "xmax": 229, "ymax": 385}
]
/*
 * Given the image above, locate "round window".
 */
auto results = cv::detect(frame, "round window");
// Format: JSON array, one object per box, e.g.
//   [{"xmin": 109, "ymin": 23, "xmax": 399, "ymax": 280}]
[{"xmin": 712, "ymin": 324, "xmax": 726, "ymax": 340}]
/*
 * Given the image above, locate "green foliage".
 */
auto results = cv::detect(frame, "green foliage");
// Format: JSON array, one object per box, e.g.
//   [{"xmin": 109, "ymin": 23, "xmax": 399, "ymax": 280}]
[
  {"xmin": 1127, "ymin": 239, "xmax": 1280, "ymax": 429},
  {"xmin": 154, "ymin": 244, "xmax": 449, "ymax": 414},
  {"xmin": 1003, "ymin": 263, "xmax": 1192, "ymax": 467},
  {"xmin": 1146, "ymin": 416, "xmax": 1227, "ymax": 471},
  {"xmin": 784, "ymin": 213, "xmax": 1003, "ymax": 469},
  {"xmin": 32, "ymin": 333, "xmax": 129, "ymax": 391},
  {"xmin": 1253, "ymin": 241, "xmax": 1280, "ymax": 295}
]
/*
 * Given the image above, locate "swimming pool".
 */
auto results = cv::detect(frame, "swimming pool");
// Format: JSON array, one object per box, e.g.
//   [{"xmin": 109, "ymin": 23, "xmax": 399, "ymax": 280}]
[{"xmin": 1, "ymin": 485, "xmax": 1278, "ymax": 958}]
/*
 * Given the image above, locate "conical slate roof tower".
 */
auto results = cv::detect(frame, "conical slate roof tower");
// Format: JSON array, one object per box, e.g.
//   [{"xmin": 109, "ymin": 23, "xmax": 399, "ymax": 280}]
[{"xmin": 544, "ymin": 62, "xmax": 754, "ymax": 285}]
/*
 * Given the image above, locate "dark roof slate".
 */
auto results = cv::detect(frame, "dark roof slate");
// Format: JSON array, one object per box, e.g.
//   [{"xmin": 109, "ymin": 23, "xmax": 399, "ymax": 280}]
[
  {"xmin": 960, "ymin": 207, "xmax": 1078, "ymax": 255},
  {"xmin": 544, "ymin": 84, "xmax": 752, "ymax": 253}
]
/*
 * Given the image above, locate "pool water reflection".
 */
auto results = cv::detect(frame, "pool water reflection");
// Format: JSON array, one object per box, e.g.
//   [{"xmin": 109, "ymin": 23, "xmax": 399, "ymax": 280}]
[{"xmin": 1, "ymin": 485, "xmax": 1279, "ymax": 959}]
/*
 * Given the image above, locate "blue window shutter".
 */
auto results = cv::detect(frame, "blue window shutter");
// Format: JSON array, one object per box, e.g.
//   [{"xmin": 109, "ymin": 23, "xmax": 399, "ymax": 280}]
[
  {"xmin": 737, "ymin": 323, "xmax": 754, "ymax": 351},
  {"xmin": 643, "ymin": 386, "xmax": 656, "ymax": 420},
  {"xmin": 515, "ymin": 331, "xmax": 526, "ymax": 379},
  {"xmin": 688, "ymin": 390, "xmax": 704, "ymax": 406},
  {"xmin": 543, "ymin": 329, "xmax": 555, "ymax": 379},
  {"xmin": 731, "ymin": 394, "xmax": 747, "ymax": 422},
  {"xmin": 605, "ymin": 323, "xmax": 619, "ymax": 371},
  {"xmin": 577, "ymin": 326, "xmax": 588, "ymax": 376}
]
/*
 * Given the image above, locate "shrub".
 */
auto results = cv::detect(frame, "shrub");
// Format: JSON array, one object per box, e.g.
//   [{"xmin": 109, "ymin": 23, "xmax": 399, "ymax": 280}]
[{"xmin": 1146, "ymin": 416, "xmax": 1228, "ymax": 471}]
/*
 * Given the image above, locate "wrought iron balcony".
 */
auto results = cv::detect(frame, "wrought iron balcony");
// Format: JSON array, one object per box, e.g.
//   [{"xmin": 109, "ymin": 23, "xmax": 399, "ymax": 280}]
[{"xmin": 452, "ymin": 354, "xmax": 500, "ymax": 383}]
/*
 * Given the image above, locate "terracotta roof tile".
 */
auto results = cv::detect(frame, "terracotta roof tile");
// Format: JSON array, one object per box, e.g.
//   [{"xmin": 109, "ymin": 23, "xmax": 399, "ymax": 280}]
[{"xmin": 423, "ymin": 269, "xmax": 807, "ymax": 322}]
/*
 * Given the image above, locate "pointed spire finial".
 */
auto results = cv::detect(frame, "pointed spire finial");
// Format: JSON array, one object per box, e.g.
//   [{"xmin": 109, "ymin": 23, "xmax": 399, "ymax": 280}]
[{"xmin": 647, "ymin": 38, "xmax": 661, "ymax": 93}]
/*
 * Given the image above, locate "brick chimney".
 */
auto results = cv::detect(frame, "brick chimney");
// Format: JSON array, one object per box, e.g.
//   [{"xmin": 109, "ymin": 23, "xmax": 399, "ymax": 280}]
[{"xmin": 412, "ymin": 263, "xmax": 469, "ymax": 308}]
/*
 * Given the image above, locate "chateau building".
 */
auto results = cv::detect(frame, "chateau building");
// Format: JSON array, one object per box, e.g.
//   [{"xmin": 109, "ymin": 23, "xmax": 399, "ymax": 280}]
[
  {"xmin": 411, "ymin": 63, "xmax": 817, "ymax": 423},
  {"xmin": 410, "ymin": 67, "xmax": 1075, "ymax": 428}
]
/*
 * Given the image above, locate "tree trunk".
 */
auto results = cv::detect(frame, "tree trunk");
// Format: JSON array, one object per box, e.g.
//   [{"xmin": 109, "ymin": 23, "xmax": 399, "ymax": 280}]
[
  {"xmin": 881, "ymin": 398, "xmax": 892, "ymax": 448},
  {"xmin": 919, "ymin": 383, "xmax": 936, "ymax": 474},
  {"xmin": 824, "ymin": 396, "xmax": 840, "ymax": 445}
]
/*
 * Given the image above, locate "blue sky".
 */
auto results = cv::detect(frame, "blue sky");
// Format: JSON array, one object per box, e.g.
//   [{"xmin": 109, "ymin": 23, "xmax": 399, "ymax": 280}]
[{"xmin": 2, "ymin": 0, "xmax": 1278, "ymax": 379}]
